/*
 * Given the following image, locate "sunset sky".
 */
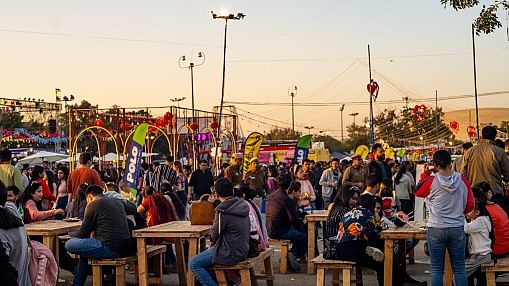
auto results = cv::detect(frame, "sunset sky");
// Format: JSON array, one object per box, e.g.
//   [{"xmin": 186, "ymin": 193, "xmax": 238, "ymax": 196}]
[{"xmin": 1, "ymin": 0, "xmax": 508, "ymax": 137}]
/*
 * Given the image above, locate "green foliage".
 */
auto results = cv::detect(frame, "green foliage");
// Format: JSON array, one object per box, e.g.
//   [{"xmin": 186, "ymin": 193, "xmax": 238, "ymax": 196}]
[
  {"xmin": 0, "ymin": 111, "xmax": 24, "ymax": 129},
  {"xmin": 313, "ymin": 135, "xmax": 349, "ymax": 153},
  {"xmin": 344, "ymin": 123, "xmax": 370, "ymax": 152},
  {"xmin": 440, "ymin": 0, "xmax": 509, "ymax": 34},
  {"xmin": 264, "ymin": 127, "xmax": 301, "ymax": 141}
]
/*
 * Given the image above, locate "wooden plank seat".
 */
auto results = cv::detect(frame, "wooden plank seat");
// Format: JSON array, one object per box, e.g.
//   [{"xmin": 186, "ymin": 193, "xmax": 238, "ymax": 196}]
[
  {"xmin": 213, "ymin": 247, "xmax": 275, "ymax": 286},
  {"xmin": 268, "ymin": 239, "xmax": 290, "ymax": 274},
  {"xmin": 89, "ymin": 245, "xmax": 166, "ymax": 286},
  {"xmin": 312, "ymin": 254, "xmax": 363, "ymax": 286},
  {"xmin": 482, "ymin": 256, "xmax": 509, "ymax": 286}
]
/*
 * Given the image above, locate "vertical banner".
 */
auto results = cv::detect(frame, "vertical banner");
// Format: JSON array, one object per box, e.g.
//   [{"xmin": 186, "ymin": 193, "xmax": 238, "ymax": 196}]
[
  {"xmin": 242, "ymin": 132, "xmax": 265, "ymax": 175},
  {"xmin": 293, "ymin": 135, "xmax": 312, "ymax": 165},
  {"xmin": 122, "ymin": 123, "xmax": 149, "ymax": 197}
]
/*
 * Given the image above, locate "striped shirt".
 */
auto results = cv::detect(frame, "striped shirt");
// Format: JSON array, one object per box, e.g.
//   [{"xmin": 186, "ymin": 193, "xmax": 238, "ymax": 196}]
[{"xmin": 150, "ymin": 164, "xmax": 177, "ymax": 192}]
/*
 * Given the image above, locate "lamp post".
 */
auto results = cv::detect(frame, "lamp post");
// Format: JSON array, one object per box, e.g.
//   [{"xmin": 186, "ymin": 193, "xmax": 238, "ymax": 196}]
[
  {"xmin": 471, "ymin": 24, "xmax": 480, "ymax": 141},
  {"xmin": 179, "ymin": 52, "xmax": 205, "ymax": 123},
  {"xmin": 339, "ymin": 104, "xmax": 345, "ymax": 141},
  {"xmin": 211, "ymin": 10, "xmax": 245, "ymax": 141},
  {"xmin": 304, "ymin": 126, "xmax": 314, "ymax": 135},
  {"xmin": 170, "ymin": 97, "xmax": 186, "ymax": 108},
  {"xmin": 288, "ymin": 86, "xmax": 297, "ymax": 134},
  {"xmin": 349, "ymin": 112, "xmax": 359, "ymax": 126}
]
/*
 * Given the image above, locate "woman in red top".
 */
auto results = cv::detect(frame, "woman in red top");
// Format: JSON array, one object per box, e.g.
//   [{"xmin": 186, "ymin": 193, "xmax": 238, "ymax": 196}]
[
  {"xmin": 20, "ymin": 182, "xmax": 64, "ymax": 223},
  {"xmin": 30, "ymin": 165, "xmax": 56, "ymax": 210}
]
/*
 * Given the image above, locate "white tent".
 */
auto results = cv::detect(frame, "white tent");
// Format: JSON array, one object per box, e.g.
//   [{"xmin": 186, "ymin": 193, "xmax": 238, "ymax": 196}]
[{"xmin": 17, "ymin": 151, "xmax": 68, "ymax": 166}]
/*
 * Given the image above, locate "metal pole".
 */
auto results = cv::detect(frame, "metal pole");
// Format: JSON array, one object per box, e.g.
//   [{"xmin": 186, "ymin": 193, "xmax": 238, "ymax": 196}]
[
  {"xmin": 291, "ymin": 95, "xmax": 295, "ymax": 133},
  {"xmin": 435, "ymin": 90, "xmax": 438, "ymax": 147},
  {"xmin": 368, "ymin": 45, "xmax": 374, "ymax": 146},
  {"xmin": 190, "ymin": 63, "xmax": 195, "ymax": 120},
  {"xmin": 472, "ymin": 24, "xmax": 480, "ymax": 141},
  {"xmin": 217, "ymin": 19, "xmax": 228, "ymax": 141},
  {"xmin": 341, "ymin": 109, "xmax": 344, "ymax": 141}
]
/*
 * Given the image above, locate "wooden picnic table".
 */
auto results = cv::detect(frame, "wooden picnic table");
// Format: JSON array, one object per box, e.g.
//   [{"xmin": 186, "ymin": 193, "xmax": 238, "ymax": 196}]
[
  {"xmin": 304, "ymin": 211, "xmax": 328, "ymax": 274},
  {"xmin": 133, "ymin": 221, "xmax": 211, "ymax": 286},
  {"xmin": 25, "ymin": 219, "xmax": 82, "ymax": 263},
  {"xmin": 380, "ymin": 220, "xmax": 452, "ymax": 286}
]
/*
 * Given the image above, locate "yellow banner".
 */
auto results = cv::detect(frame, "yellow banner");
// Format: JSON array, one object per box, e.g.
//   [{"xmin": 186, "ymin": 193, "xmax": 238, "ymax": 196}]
[{"xmin": 242, "ymin": 132, "xmax": 265, "ymax": 175}]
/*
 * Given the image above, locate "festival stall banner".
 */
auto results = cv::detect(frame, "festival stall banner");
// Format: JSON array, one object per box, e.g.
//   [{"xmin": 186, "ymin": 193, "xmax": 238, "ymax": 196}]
[
  {"xmin": 293, "ymin": 135, "xmax": 312, "ymax": 165},
  {"xmin": 122, "ymin": 123, "xmax": 149, "ymax": 197},
  {"xmin": 242, "ymin": 132, "xmax": 264, "ymax": 175}
]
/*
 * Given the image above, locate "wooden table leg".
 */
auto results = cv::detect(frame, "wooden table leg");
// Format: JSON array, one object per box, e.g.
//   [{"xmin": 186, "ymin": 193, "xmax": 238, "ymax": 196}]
[
  {"xmin": 186, "ymin": 238, "xmax": 199, "ymax": 286},
  {"xmin": 199, "ymin": 237, "xmax": 206, "ymax": 252},
  {"xmin": 444, "ymin": 250, "xmax": 452, "ymax": 286},
  {"xmin": 175, "ymin": 238, "xmax": 186, "ymax": 286},
  {"xmin": 307, "ymin": 221, "xmax": 316, "ymax": 274},
  {"xmin": 398, "ymin": 239, "xmax": 407, "ymax": 276},
  {"xmin": 137, "ymin": 237, "xmax": 149, "ymax": 286},
  {"xmin": 384, "ymin": 238, "xmax": 394, "ymax": 286},
  {"xmin": 43, "ymin": 235, "xmax": 56, "ymax": 260}
]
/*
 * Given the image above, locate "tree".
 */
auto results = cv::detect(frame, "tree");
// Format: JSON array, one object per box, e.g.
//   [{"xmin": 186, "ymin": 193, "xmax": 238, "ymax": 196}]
[
  {"xmin": 344, "ymin": 123, "xmax": 370, "ymax": 152},
  {"xmin": 440, "ymin": 0, "xmax": 509, "ymax": 34},
  {"xmin": 264, "ymin": 127, "xmax": 301, "ymax": 141},
  {"xmin": 313, "ymin": 134, "xmax": 349, "ymax": 153}
]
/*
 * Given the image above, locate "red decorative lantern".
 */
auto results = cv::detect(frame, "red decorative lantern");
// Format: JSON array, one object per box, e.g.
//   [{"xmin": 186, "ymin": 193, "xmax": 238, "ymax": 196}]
[
  {"xmin": 163, "ymin": 112, "xmax": 173, "ymax": 122},
  {"xmin": 366, "ymin": 80, "xmax": 379, "ymax": 101},
  {"xmin": 210, "ymin": 119, "xmax": 218, "ymax": 129},
  {"xmin": 412, "ymin": 105, "xmax": 427, "ymax": 122},
  {"xmin": 120, "ymin": 121, "xmax": 130, "ymax": 131},
  {"xmin": 95, "ymin": 118, "xmax": 104, "ymax": 127},
  {"xmin": 467, "ymin": 126, "xmax": 476, "ymax": 139},
  {"xmin": 449, "ymin": 121, "xmax": 460, "ymax": 133},
  {"xmin": 190, "ymin": 122, "xmax": 199, "ymax": 131}
]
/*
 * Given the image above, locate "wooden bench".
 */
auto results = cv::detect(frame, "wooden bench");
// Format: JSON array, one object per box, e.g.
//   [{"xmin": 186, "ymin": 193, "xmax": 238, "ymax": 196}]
[
  {"xmin": 89, "ymin": 245, "xmax": 166, "ymax": 286},
  {"xmin": 482, "ymin": 256, "xmax": 509, "ymax": 286},
  {"xmin": 268, "ymin": 239, "xmax": 290, "ymax": 273},
  {"xmin": 213, "ymin": 248, "xmax": 275, "ymax": 286},
  {"xmin": 312, "ymin": 254, "xmax": 363, "ymax": 286}
]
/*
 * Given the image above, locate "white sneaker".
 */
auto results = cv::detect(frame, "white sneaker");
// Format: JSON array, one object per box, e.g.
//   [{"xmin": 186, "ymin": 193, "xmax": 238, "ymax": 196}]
[{"xmin": 365, "ymin": 246, "xmax": 384, "ymax": 262}]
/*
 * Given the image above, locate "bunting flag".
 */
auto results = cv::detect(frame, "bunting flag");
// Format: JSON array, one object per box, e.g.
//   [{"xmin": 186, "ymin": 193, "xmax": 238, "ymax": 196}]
[
  {"xmin": 122, "ymin": 123, "xmax": 149, "ymax": 197},
  {"xmin": 293, "ymin": 135, "xmax": 312, "ymax": 165},
  {"xmin": 242, "ymin": 132, "xmax": 265, "ymax": 175}
]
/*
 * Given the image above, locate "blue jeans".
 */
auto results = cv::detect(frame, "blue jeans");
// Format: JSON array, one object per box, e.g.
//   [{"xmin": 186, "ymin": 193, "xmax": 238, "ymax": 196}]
[
  {"xmin": 427, "ymin": 227, "xmax": 468, "ymax": 286},
  {"xmin": 188, "ymin": 247, "xmax": 217, "ymax": 286},
  {"xmin": 280, "ymin": 227, "xmax": 308, "ymax": 258},
  {"xmin": 65, "ymin": 238, "xmax": 122, "ymax": 286}
]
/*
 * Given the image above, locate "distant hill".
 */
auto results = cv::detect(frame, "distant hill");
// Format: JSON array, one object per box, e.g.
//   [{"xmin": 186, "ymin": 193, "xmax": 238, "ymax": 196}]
[{"xmin": 443, "ymin": 108, "xmax": 509, "ymax": 141}]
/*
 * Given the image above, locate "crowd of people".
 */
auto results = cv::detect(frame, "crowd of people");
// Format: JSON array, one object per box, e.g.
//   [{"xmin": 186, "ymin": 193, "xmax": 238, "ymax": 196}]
[{"xmin": 0, "ymin": 125, "xmax": 508, "ymax": 286}]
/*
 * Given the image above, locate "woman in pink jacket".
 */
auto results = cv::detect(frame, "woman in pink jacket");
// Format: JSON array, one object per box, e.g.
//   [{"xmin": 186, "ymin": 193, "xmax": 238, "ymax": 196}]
[{"xmin": 20, "ymin": 182, "xmax": 64, "ymax": 223}]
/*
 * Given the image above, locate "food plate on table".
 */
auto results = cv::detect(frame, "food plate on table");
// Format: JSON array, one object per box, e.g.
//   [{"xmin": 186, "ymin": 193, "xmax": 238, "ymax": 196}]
[{"xmin": 63, "ymin": 218, "xmax": 80, "ymax": 222}]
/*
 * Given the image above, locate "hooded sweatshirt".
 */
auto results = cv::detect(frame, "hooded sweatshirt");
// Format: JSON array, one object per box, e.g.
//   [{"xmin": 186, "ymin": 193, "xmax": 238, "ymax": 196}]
[
  {"xmin": 415, "ymin": 171, "xmax": 474, "ymax": 228},
  {"xmin": 210, "ymin": 196, "xmax": 250, "ymax": 265}
]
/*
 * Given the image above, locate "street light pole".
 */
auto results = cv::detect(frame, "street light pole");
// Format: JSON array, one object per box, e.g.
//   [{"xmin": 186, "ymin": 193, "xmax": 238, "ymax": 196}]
[
  {"xmin": 471, "ymin": 24, "xmax": 480, "ymax": 141},
  {"xmin": 349, "ymin": 112, "xmax": 359, "ymax": 126},
  {"xmin": 179, "ymin": 52, "xmax": 205, "ymax": 122},
  {"xmin": 211, "ymin": 11, "xmax": 245, "ymax": 141},
  {"xmin": 339, "ymin": 104, "xmax": 345, "ymax": 141},
  {"xmin": 170, "ymin": 97, "xmax": 186, "ymax": 109},
  {"xmin": 304, "ymin": 126, "xmax": 314, "ymax": 135},
  {"xmin": 288, "ymin": 86, "xmax": 297, "ymax": 134}
]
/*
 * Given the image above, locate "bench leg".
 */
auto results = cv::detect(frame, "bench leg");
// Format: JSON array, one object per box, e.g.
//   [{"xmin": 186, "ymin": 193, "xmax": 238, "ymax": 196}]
[
  {"xmin": 92, "ymin": 265, "xmax": 103, "ymax": 286},
  {"xmin": 342, "ymin": 268, "xmax": 351, "ymax": 286},
  {"xmin": 215, "ymin": 270, "xmax": 228, "ymax": 286},
  {"xmin": 263, "ymin": 255, "xmax": 274, "ymax": 286},
  {"xmin": 153, "ymin": 253, "xmax": 163, "ymax": 285},
  {"xmin": 115, "ymin": 265, "xmax": 125, "ymax": 286},
  {"xmin": 316, "ymin": 268, "xmax": 325, "ymax": 286},
  {"xmin": 332, "ymin": 269, "xmax": 340, "ymax": 286},
  {"xmin": 486, "ymin": 271, "xmax": 496, "ymax": 286},
  {"xmin": 355, "ymin": 266, "xmax": 363, "ymax": 286},
  {"xmin": 249, "ymin": 268, "xmax": 258, "ymax": 286},
  {"xmin": 280, "ymin": 243, "xmax": 288, "ymax": 274},
  {"xmin": 240, "ymin": 269, "xmax": 251, "ymax": 286}
]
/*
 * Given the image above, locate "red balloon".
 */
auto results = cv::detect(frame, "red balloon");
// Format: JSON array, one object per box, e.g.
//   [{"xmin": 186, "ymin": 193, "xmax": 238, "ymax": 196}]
[
  {"xmin": 190, "ymin": 122, "xmax": 199, "ymax": 131},
  {"xmin": 95, "ymin": 118, "xmax": 104, "ymax": 127},
  {"xmin": 163, "ymin": 112, "xmax": 173, "ymax": 122},
  {"xmin": 449, "ymin": 121, "xmax": 459, "ymax": 133},
  {"xmin": 467, "ymin": 125, "xmax": 476, "ymax": 138},
  {"xmin": 210, "ymin": 120, "xmax": 218, "ymax": 129},
  {"xmin": 155, "ymin": 118, "xmax": 165, "ymax": 127},
  {"xmin": 367, "ymin": 81, "xmax": 379, "ymax": 94}
]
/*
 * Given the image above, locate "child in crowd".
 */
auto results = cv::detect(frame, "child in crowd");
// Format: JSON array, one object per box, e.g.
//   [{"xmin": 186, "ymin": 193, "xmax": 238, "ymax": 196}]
[{"xmin": 465, "ymin": 198, "xmax": 492, "ymax": 283}]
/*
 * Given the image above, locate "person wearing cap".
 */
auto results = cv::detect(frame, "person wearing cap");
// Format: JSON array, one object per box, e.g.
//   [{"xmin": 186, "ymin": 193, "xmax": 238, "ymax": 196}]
[
  {"xmin": 243, "ymin": 157, "xmax": 266, "ymax": 209},
  {"xmin": 224, "ymin": 154, "xmax": 243, "ymax": 186},
  {"xmin": 342, "ymin": 154, "xmax": 365, "ymax": 188}
]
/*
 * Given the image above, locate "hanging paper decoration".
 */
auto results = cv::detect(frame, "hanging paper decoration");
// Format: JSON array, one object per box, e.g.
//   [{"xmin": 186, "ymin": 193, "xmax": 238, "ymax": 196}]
[
  {"xmin": 449, "ymin": 121, "xmax": 460, "ymax": 133},
  {"xmin": 120, "ymin": 121, "xmax": 130, "ymax": 131},
  {"xmin": 467, "ymin": 126, "xmax": 476, "ymax": 139},
  {"xmin": 95, "ymin": 118, "xmax": 104, "ymax": 127},
  {"xmin": 210, "ymin": 118, "xmax": 218, "ymax": 129},
  {"xmin": 412, "ymin": 105, "xmax": 427, "ymax": 122},
  {"xmin": 155, "ymin": 117, "xmax": 166, "ymax": 127},
  {"xmin": 367, "ymin": 80, "xmax": 380, "ymax": 101},
  {"xmin": 190, "ymin": 122, "xmax": 199, "ymax": 131},
  {"xmin": 163, "ymin": 112, "xmax": 173, "ymax": 122}
]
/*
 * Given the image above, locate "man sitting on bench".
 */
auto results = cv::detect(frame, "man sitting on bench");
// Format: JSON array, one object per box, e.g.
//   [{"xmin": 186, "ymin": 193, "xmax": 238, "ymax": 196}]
[
  {"xmin": 65, "ymin": 185, "xmax": 132, "ymax": 286},
  {"xmin": 188, "ymin": 178, "xmax": 250, "ymax": 286}
]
